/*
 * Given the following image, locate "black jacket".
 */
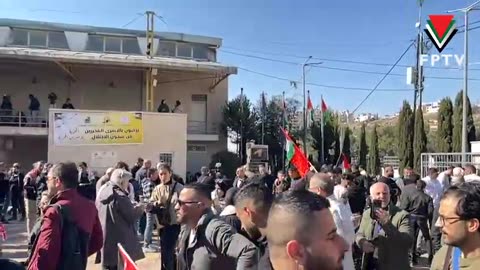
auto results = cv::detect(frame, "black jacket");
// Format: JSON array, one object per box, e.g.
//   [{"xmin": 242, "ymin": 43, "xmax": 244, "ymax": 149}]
[{"xmin": 399, "ymin": 184, "xmax": 434, "ymax": 221}]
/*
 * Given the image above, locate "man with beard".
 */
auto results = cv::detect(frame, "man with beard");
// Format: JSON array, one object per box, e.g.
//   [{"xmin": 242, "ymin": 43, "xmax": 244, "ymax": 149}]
[
  {"xmin": 175, "ymin": 182, "xmax": 259, "ymax": 270},
  {"xmin": 356, "ymin": 182, "xmax": 412, "ymax": 270},
  {"xmin": 267, "ymin": 189, "xmax": 349, "ymax": 270},
  {"xmin": 235, "ymin": 183, "xmax": 274, "ymax": 269},
  {"xmin": 379, "ymin": 166, "xmax": 401, "ymax": 205},
  {"xmin": 430, "ymin": 182, "xmax": 480, "ymax": 270}
]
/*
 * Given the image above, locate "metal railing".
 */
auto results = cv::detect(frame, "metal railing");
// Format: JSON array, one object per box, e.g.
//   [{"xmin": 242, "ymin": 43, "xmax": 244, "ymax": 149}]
[
  {"xmin": 420, "ymin": 152, "xmax": 480, "ymax": 177},
  {"xmin": 187, "ymin": 121, "xmax": 219, "ymax": 134},
  {"xmin": 0, "ymin": 110, "xmax": 47, "ymax": 127}
]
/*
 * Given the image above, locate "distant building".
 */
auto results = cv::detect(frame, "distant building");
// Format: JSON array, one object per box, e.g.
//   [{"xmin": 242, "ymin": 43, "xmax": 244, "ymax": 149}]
[
  {"xmin": 339, "ymin": 110, "xmax": 355, "ymax": 123},
  {"xmin": 428, "ymin": 119, "xmax": 438, "ymax": 132},
  {"xmin": 355, "ymin": 113, "xmax": 378, "ymax": 123},
  {"xmin": 422, "ymin": 101, "xmax": 440, "ymax": 114}
]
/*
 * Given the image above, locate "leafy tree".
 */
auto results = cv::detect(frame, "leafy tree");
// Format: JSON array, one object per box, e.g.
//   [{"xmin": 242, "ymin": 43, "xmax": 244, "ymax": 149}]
[
  {"xmin": 253, "ymin": 94, "xmax": 284, "ymax": 171},
  {"xmin": 452, "ymin": 90, "xmax": 477, "ymax": 152},
  {"xmin": 368, "ymin": 124, "xmax": 380, "ymax": 176},
  {"xmin": 436, "ymin": 97, "xmax": 454, "ymax": 152},
  {"xmin": 210, "ymin": 150, "xmax": 241, "ymax": 179},
  {"xmin": 413, "ymin": 107, "xmax": 427, "ymax": 172},
  {"xmin": 358, "ymin": 123, "xmax": 368, "ymax": 168},
  {"xmin": 221, "ymin": 95, "xmax": 257, "ymax": 164},
  {"xmin": 398, "ymin": 101, "xmax": 414, "ymax": 174}
]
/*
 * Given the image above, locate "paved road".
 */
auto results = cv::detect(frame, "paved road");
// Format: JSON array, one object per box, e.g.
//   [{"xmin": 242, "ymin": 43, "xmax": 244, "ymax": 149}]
[{"xmin": 1, "ymin": 220, "xmax": 431, "ymax": 269}]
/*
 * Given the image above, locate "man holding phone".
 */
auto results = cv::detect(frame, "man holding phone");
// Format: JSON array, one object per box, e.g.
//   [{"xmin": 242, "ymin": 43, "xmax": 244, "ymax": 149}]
[{"xmin": 356, "ymin": 182, "xmax": 412, "ymax": 270}]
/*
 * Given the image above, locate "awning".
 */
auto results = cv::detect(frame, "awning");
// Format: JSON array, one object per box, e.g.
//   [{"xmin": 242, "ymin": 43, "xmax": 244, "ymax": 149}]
[{"xmin": 0, "ymin": 47, "xmax": 237, "ymax": 74}]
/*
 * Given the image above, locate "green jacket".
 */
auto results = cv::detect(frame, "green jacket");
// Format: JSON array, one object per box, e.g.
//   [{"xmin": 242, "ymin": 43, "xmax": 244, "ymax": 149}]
[{"xmin": 355, "ymin": 205, "xmax": 412, "ymax": 270}]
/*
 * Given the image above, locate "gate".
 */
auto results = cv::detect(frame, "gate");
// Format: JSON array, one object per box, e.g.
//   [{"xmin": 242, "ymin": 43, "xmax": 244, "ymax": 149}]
[{"xmin": 420, "ymin": 153, "xmax": 480, "ymax": 178}]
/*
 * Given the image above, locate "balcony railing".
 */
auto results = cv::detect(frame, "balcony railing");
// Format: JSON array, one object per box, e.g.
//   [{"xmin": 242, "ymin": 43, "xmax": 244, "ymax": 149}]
[
  {"xmin": 187, "ymin": 121, "xmax": 219, "ymax": 134},
  {"xmin": 0, "ymin": 110, "xmax": 47, "ymax": 127}
]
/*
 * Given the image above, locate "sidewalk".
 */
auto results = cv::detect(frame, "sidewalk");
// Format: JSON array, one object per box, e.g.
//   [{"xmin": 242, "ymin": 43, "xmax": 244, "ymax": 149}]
[{"xmin": 0, "ymin": 220, "xmax": 160, "ymax": 269}]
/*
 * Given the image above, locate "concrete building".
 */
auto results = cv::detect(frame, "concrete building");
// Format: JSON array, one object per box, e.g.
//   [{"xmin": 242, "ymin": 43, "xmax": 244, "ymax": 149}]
[
  {"xmin": 422, "ymin": 101, "xmax": 440, "ymax": 114},
  {"xmin": 355, "ymin": 113, "xmax": 378, "ymax": 123},
  {"xmin": 0, "ymin": 18, "xmax": 237, "ymax": 175}
]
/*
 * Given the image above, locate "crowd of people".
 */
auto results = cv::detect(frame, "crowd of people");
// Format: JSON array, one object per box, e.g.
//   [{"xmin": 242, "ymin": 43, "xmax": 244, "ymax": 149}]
[{"xmin": 0, "ymin": 158, "xmax": 479, "ymax": 270}]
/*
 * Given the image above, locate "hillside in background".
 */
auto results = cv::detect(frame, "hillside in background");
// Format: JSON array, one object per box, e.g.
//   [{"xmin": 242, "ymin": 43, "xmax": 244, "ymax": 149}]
[{"xmin": 347, "ymin": 106, "xmax": 480, "ymax": 157}]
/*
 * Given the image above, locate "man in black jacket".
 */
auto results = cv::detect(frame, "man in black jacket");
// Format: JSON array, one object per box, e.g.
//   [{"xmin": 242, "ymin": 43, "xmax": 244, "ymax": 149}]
[
  {"xmin": 235, "ymin": 183, "xmax": 274, "ymax": 270},
  {"xmin": 399, "ymin": 176, "xmax": 434, "ymax": 264},
  {"xmin": 175, "ymin": 182, "xmax": 259, "ymax": 270}
]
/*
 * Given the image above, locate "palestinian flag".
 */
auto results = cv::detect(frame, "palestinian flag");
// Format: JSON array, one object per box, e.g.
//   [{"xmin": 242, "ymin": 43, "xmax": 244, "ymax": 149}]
[
  {"xmin": 307, "ymin": 95, "xmax": 314, "ymax": 125},
  {"xmin": 341, "ymin": 153, "xmax": 351, "ymax": 171},
  {"xmin": 118, "ymin": 243, "xmax": 139, "ymax": 270},
  {"xmin": 321, "ymin": 97, "xmax": 327, "ymax": 112},
  {"xmin": 281, "ymin": 127, "xmax": 310, "ymax": 177}
]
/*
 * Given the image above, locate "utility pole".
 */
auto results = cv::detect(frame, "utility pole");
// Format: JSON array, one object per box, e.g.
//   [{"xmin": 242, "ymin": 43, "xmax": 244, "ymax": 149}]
[
  {"xmin": 301, "ymin": 57, "xmax": 322, "ymax": 156},
  {"xmin": 447, "ymin": 0, "xmax": 480, "ymax": 163},
  {"xmin": 145, "ymin": 11, "xmax": 155, "ymax": 111},
  {"xmin": 413, "ymin": 2, "xmax": 424, "ymax": 126},
  {"xmin": 240, "ymin": 88, "xmax": 244, "ymax": 163}
]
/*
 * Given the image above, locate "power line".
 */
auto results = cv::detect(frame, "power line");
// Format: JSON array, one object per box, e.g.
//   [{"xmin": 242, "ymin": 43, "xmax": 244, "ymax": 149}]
[
  {"xmin": 223, "ymin": 49, "xmax": 480, "ymax": 81},
  {"xmin": 221, "ymin": 46, "xmax": 480, "ymax": 71},
  {"xmin": 352, "ymin": 42, "xmax": 415, "ymax": 114},
  {"xmin": 238, "ymin": 67, "xmax": 413, "ymax": 92},
  {"xmin": 122, "ymin": 13, "xmax": 145, "ymax": 28}
]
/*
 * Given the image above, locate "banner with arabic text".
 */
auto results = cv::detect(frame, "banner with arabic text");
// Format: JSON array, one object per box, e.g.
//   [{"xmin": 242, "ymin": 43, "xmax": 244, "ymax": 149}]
[{"xmin": 53, "ymin": 111, "xmax": 143, "ymax": 145}]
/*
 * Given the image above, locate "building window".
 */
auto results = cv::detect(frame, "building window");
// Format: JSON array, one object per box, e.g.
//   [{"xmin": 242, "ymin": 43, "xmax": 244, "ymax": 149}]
[
  {"xmin": 86, "ymin": 35, "xmax": 104, "ymax": 52},
  {"xmin": 159, "ymin": 153, "xmax": 173, "ymax": 167},
  {"xmin": 48, "ymin": 32, "xmax": 69, "ymax": 49},
  {"xmin": 11, "ymin": 29, "xmax": 28, "ymax": 46},
  {"xmin": 191, "ymin": 94, "xmax": 207, "ymax": 102},
  {"xmin": 187, "ymin": 145, "xmax": 207, "ymax": 152},
  {"xmin": 192, "ymin": 44, "xmax": 208, "ymax": 60},
  {"xmin": 105, "ymin": 37, "xmax": 121, "ymax": 53},
  {"xmin": 29, "ymin": 31, "xmax": 47, "ymax": 47},
  {"xmin": 177, "ymin": 43, "xmax": 192, "ymax": 58},
  {"xmin": 158, "ymin": 41, "xmax": 176, "ymax": 57},
  {"xmin": 122, "ymin": 38, "xmax": 140, "ymax": 54}
]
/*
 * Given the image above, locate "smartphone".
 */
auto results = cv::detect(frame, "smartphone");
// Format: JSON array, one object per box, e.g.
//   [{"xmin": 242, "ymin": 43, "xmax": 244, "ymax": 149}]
[{"xmin": 370, "ymin": 199, "xmax": 382, "ymax": 220}]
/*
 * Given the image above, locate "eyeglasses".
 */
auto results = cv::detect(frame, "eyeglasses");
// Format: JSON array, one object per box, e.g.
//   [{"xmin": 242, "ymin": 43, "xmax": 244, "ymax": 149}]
[
  {"xmin": 436, "ymin": 215, "xmax": 463, "ymax": 227},
  {"xmin": 177, "ymin": 200, "xmax": 200, "ymax": 207}
]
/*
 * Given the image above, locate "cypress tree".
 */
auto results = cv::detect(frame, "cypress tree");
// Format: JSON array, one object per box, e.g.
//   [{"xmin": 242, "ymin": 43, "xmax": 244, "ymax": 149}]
[
  {"xmin": 452, "ymin": 90, "xmax": 477, "ymax": 152},
  {"xmin": 344, "ymin": 127, "xmax": 352, "ymax": 163},
  {"xmin": 398, "ymin": 100, "xmax": 414, "ymax": 174},
  {"xmin": 413, "ymin": 107, "xmax": 427, "ymax": 172},
  {"xmin": 368, "ymin": 124, "xmax": 380, "ymax": 176},
  {"xmin": 436, "ymin": 97, "xmax": 454, "ymax": 152},
  {"xmin": 359, "ymin": 123, "xmax": 368, "ymax": 169}
]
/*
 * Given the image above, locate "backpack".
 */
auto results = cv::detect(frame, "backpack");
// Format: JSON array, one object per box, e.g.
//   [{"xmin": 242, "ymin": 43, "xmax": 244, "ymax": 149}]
[{"xmin": 26, "ymin": 204, "xmax": 91, "ymax": 270}]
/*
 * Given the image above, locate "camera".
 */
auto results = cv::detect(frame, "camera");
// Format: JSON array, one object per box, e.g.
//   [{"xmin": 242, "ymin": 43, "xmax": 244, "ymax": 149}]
[{"xmin": 370, "ymin": 199, "xmax": 383, "ymax": 220}]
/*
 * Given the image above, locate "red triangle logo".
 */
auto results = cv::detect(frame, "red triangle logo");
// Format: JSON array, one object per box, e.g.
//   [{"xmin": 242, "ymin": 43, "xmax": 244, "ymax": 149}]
[{"xmin": 429, "ymin": 15, "xmax": 454, "ymax": 38}]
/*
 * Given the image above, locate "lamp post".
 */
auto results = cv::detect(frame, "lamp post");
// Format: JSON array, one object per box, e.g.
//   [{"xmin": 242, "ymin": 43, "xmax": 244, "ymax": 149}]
[
  {"xmin": 302, "ymin": 57, "xmax": 323, "ymax": 157},
  {"xmin": 448, "ymin": 0, "xmax": 480, "ymax": 163}
]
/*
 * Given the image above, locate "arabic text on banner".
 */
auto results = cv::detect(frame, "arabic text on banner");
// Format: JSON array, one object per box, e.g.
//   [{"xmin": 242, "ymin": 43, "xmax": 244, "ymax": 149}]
[{"xmin": 53, "ymin": 111, "xmax": 144, "ymax": 145}]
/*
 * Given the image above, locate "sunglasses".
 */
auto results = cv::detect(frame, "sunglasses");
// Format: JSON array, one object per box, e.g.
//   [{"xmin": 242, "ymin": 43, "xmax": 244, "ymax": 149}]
[{"xmin": 177, "ymin": 199, "xmax": 200, "ymax": 207}]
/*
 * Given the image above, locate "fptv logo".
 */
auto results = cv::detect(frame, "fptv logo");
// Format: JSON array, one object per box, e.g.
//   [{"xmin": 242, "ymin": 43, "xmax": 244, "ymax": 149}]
[{"xmin": 420, "ymin": 15, "xmax": 465, "ymax": 67}]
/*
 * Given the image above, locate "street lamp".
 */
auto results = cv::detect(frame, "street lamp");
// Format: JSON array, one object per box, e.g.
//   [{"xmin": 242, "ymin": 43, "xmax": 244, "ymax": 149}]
[
  {"xmin": 302, "ymin": 57, "xmax": 323, "ymax": 158},
  {"xmin": 447, "ymin": 0, "xmax": 480, "ymax": 163}
]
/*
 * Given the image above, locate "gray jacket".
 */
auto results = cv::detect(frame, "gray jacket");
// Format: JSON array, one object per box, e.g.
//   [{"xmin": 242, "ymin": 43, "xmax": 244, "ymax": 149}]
[
  {"xmin": 96, "ymin": 181, "xmax": 145, "ymax": 267},
  {"xmin": 177, "ymin": 211, "xmax": 259, "ymax": 270}
]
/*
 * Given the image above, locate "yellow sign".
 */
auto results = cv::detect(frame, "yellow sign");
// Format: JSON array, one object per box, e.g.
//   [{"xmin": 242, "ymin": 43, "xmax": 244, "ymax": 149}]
[{"xmin": 53, "ymin": 111, "xmax": 143, "ymax": 145}]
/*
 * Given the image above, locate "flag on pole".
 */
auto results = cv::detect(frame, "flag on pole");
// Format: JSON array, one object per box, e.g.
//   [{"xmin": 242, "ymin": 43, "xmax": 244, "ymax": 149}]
[
  {"xmin": 307, "ymin": 93, "xmax": 314, "ymax": 125},
  {"xmin": 321, "ymin": 97, "xmax": 328, "ymax": 113},
  {"xmin": 281, "ymin": 127, "xmax": 310, "ymax": 177},
  {"xmin": 341, "ymin": 153, "xmax": 351, "ymax": 171},
  {"xmin": 118, "ymin": 243, "xmax": 139, "ymax": 270}
]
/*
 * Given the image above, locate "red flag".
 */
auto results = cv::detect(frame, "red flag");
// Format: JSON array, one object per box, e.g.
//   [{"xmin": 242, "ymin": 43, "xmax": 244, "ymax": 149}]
[
  {"xmin": 118, "ymin": 243, "xmax": 139, "ymax": 270},
  {"xmin": 342, "ymin": 153, "xmax": 351, "ymax": 170},
  {"xmin": 0, "ymin": 223, "xmax": 7, "ymax": 241},
  {"xmin": 281, "ymin": 127, "xmax": 311, "ymax": 177},
  {"xmin": 321, "ymin": 98, "xmax": 328, "ymax": 112}
]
